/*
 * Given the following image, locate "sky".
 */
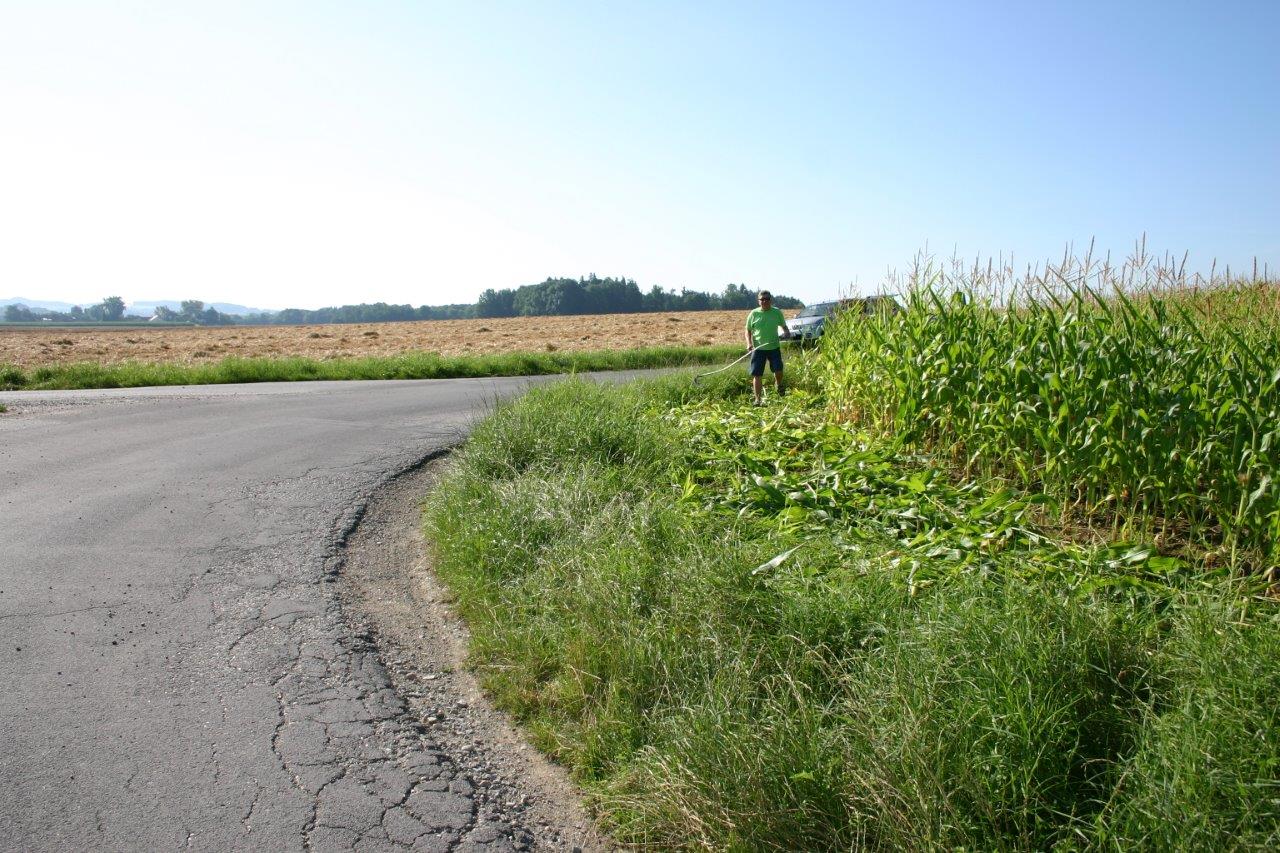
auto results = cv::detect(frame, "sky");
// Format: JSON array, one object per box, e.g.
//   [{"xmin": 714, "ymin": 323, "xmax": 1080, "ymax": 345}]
[{"xmin": 1, "ymin": 1, "xmax": 1277, "ymax": 311}]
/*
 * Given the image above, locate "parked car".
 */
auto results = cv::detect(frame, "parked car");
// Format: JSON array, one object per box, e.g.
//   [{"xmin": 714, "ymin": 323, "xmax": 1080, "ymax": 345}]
[{"xmin": 787, "ymin": 295, "xmax": 898, "ymax": 340}]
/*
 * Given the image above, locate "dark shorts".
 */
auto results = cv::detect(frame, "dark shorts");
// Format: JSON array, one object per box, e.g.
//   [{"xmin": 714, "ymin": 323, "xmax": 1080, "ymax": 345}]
[{"xmin": 749, "ymin": 347, "xmax": 783, "ymax": 376}]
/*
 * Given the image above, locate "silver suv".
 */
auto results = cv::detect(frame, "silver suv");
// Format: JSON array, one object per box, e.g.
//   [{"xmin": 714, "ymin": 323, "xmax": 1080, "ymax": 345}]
[{"xmin": 788, "ymin": 296, "xmax": 898, "ymax": 340}]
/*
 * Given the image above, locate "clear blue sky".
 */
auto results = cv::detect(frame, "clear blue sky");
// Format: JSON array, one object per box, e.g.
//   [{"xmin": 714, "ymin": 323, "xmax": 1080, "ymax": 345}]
[{"xmin": 2, "ymin": 0, "xmax": 1276, "ymax": 309}]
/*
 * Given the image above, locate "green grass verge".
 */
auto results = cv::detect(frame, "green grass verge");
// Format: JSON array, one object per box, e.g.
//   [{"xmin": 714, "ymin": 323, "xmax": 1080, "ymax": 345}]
[
  {"xmin": 0, "ymin": 344, "xmax": 741, "ymax": 391},
  {"xmin": 425, "ymin": 374, "xmax": 1280, "ymax": 850}
]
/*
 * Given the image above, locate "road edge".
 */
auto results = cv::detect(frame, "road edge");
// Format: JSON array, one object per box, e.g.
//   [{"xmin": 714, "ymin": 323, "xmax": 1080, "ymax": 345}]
[{"xmin": 335, "ymin": 452, "xmax": 610, "ymax": 852}]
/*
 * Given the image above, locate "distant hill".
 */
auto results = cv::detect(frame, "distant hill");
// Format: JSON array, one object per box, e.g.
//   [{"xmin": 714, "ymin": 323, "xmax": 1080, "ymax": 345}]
[
  {"xmin": 126, "ymin": 300, "xmax": 266, "ymax": 317},
  {"xmin": 1, "ymin": 297, "xmax": 265, "ymax": 317},
  {"xmin": 0, "ymin": 297, "xmax": 80, "ymax": 312}
]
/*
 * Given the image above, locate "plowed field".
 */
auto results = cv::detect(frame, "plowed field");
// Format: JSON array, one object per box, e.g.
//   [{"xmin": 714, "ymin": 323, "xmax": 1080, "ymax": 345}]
[{"xmin": 0, "ymin": 310, "xmax": 753, "ymax": 369}]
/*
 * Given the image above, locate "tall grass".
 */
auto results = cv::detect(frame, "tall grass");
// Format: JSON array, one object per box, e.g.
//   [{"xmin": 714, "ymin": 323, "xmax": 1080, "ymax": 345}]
[
  {"xmin": 0, "ymin": 343, "xmax": 741, "ymax": 391},
  {"xmin": 425, "ymin": 377, "xmax": 1280, "ymax": 849},
  {"xmin": 1098, "ymin": 597, "xmax": 1280, "ymax": 850},
  {"xmin": 820, "ymin": 251, "xmax": 1280, "ymax": 568}
]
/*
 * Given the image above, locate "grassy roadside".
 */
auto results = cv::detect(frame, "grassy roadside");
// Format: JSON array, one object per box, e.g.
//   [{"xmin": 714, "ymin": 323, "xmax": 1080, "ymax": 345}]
[
  {"xmin": 0, "ymin": 343, "xmax": 741, "ymax": 391},
  {"xmin": 424, "ymin": 366, "xmax": 1279, "ymax": 845}
]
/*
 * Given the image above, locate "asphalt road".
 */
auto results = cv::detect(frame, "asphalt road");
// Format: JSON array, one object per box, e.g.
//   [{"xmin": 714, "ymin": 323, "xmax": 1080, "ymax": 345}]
[{"xmin": 0, "ymin": 376, "xmax": 627, "ymax": 852}]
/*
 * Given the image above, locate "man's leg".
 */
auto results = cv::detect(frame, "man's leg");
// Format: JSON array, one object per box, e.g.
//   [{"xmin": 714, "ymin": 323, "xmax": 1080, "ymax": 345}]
[
  {"xmin": 749, "ymin": 349, "xmax": 766, "ymax": 404},
  {"xmin": 774, "ymin": 370, "xmax": 785, "ymax": 396}
]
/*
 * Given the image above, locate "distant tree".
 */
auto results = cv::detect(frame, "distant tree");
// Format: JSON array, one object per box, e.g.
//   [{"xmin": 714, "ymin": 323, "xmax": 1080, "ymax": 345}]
[
  {"xmin": 144, "ymin": 300, "xmax": 232, "ymax": 325},
  {"xmin": 641, "ymin": 285, "xmax": 670, "ymax": 312},
  {"xmin": 583, "ymin": 277, "xmax": 643, "ymax": 313},
  {"xmin": 70, "ymin": 305, "xmax": 84, "ymax": 319},
  {"xmin": 416, "ymin": 303, "xmax": 474, "ymax": 321},
  {"xmin": 199, "ymin": 306, "xmax": 234, "ymax": 325},
  {"xmin": 720, "ymin": 283, "xmax": 755, "ymax": 309},
  {"xmin": 540, "ymin": 280, "xmax": 590, "ymax": 315},
  {"xmin": 3, "ymin": 304, "xmax": 35, "ymax": 322},
  {"xmin": 476, "ymin": 288, "xmax": 517, "ymax": 318},
  {"xmin": 512, "ymin": 282, "xmax": 552, "ymax": 316},
  {"xmin": 677, "ymin": 288, "xmax": 713, "ymax": 311},
  {"xmin": 82, "ymin": 298, "xmax": 120, "ymax": 321},
  {"xmin": 103, "ymin": 296, "xmax": 126, "ymax": 320}
]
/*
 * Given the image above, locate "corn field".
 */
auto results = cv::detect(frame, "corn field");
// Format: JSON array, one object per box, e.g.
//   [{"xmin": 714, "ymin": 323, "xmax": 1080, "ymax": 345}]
[{"xmin": 820, "ymin": 250, "xmax": 1280, "ymax": 570}]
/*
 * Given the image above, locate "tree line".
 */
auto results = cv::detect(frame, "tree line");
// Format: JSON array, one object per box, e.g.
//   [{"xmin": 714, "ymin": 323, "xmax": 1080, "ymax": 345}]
[
  {"xmin": 475, "ymin": 276, "xmax": 800, "ymax": 317},
  {"xmin": 3, "ymin": 296, "xmax": 130, "ymax": 323},
  {"xmin": 2, "ymin": 298, "xmax": 243, "ymax": 325},
  {"xmin": 152, "ymin": 301, "xmax": 237, "ymax": 325},
  {"xmin": 2, "ymin": 277, "xmax": 803, "ymax": 326},
  {"xmin": 236, "ymin": 303, "xmax": 474, "ymax": 325}
]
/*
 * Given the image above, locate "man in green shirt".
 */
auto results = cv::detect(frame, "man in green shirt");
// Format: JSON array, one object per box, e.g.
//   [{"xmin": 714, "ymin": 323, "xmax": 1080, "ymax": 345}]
[{"xmin": 744, "ymin": 290, "xmax": 791, "ymax": 405}]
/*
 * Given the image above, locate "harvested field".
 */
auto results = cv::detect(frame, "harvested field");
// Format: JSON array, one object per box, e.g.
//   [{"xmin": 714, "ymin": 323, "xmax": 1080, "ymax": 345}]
[{"xmin": 0, "ymin": 310, "xmax": 756, "ymax": 369}]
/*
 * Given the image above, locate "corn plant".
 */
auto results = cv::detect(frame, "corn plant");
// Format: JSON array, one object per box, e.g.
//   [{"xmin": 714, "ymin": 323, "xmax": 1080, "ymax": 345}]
[{"xmin": 819, "ymin": 253, "xmax": 1280, "ymax": 569}]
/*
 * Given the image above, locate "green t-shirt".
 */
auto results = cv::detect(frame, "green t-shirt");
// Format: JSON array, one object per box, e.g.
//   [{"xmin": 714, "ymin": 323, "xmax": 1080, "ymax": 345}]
[{"xmin": 746, "ymin": 306, "xmax": 786, "ymax": 350}]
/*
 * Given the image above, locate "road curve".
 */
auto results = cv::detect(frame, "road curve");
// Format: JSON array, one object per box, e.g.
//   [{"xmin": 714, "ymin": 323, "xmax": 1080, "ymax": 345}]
[{"xmin": 0, "ymin": 377, "xmax": 618, "ymax": 852}]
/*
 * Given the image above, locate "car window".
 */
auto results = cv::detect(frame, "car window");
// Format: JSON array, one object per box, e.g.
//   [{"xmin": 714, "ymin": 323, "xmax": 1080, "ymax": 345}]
[{"xmin": 797, "ymin": 302, "xmax": 835, "ymax": 318}]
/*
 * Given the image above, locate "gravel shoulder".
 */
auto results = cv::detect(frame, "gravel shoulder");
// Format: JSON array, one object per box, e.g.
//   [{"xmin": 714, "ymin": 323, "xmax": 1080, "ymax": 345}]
[{"xmin": 337, "ymin": 456, "xmax": 609, "ymax": 853}]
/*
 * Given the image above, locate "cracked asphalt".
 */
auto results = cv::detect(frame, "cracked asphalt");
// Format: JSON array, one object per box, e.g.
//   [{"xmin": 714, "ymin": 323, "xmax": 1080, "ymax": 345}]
[{"xmin": 0, "ymin": 376, "xmax": 632, "ymax": 852}]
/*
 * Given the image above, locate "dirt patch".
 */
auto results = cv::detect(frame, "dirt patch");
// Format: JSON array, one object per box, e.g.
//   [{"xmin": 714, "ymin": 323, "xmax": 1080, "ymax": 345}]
[
  {"xmin": 339, "ymin": 456, "xmax": 610, "ymax": 852},
  {"xmin": 0, "ymin": 310, "xmax": 753, "ymax": 369}
]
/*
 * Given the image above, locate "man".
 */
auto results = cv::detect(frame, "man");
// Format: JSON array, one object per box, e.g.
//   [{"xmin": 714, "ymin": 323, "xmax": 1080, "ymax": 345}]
[{"xmin": 744, "ymin": 290, "xmax": 790, "ymax": 405}]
